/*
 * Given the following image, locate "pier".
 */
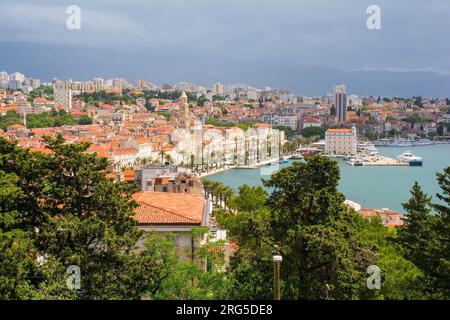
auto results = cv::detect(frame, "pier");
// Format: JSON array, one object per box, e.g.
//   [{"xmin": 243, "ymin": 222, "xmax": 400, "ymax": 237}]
[{"xmin": 359, "ymin": 155, "xmax": 408, "ymax": 167}]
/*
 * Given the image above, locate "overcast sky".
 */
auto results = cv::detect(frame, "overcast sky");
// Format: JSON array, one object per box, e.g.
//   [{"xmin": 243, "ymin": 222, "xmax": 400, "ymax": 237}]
[{"xmin": 1, "ymin": 0, "xmax": 449, "ymax": 95}]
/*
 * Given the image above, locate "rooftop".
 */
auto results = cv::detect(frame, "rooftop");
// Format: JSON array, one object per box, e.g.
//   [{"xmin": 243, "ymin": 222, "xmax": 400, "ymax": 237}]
[{"xmin": 132, "ymin": 192, "xmax": 206, "ymax": 225}]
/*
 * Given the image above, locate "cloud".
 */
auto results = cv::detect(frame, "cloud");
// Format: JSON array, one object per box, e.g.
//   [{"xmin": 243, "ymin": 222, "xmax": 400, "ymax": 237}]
[
  {"xmin": 0, "ymin": 1, "xmax": 150, "ymax": 48},
  {"xmin": 0, "ymin": 0, "xmax": 450, "ymax": 90}
]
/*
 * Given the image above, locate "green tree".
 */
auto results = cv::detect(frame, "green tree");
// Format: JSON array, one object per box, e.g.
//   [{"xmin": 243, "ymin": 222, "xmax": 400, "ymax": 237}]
[
  {"xmin": 431, "ymin": 167, "xmax": 450, "ymax": 297},
  {"xmin": 78, "ymin": 115, "xmax": 93, "ymax": 125},
  {"xmin": 219, "ymin": 156, "xmax": 378, "ymax": 299},
  {"xmin": 301, "ymin": 126, "xmax": 326, "ymax": 139},
  {"xmin": 0, "ymin": 136, "xmax": 178, "ymax": 299},
  {"xmin": 397, "ymin": 172, "xmax": 450, "ymax": 299}
]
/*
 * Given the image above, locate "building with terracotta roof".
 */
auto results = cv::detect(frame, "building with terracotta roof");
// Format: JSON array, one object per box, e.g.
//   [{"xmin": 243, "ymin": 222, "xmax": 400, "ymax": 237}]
[
  {"xmin": 325, "ymin": 126, "xmax": 357, "ymax": 156},
  {"xmin": 133, "ymin": 191, "xmax": 213, "ymax": 262},
  {"xmin": 303, "ymin": 117, "xmax": 322, "ymax": 128},
  {"xmin": 359, "ymin": 208, "xmax": 404, "ymax": 228}
]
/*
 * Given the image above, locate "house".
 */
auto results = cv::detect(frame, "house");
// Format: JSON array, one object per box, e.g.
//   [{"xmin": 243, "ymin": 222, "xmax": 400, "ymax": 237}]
[
  {"xmin": 359, "ymin": 208, "xmax": 404, "ymax": 228},
  {"xmin": 302, "ymin": 117, "xmax": 322, "ymax": 128},
  {"xmin": 132, "ymin": 192, "xmax": 213, "ymax": 263}
]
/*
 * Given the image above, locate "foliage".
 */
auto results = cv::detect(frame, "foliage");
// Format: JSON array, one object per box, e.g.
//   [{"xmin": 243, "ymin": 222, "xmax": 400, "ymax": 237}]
[
  {"xmin": 205, "ymin": 119, "xmax": 257, "ymax": 131},
  {"xmin": 396, "ymin": 172, "xmax": 450, "ymax": 299},
  {"xmin": 273, "ymin": 125, "xmax": 294, "ymax": 139},
  {"xmin": 0, "ymin": 110, "xmax": 92, "ymax": 130},
  {"xmin": 301, "ymin": 126, "xmax": 326, "ymax": 139},
  {"xmin": 0, "ymin": 110, "xmax": 21, "ymax": 131},
  {"xmin": 0, "ymin": 136, "xmax": 234, "ymax": 299},
  {"xmin": 77, "ymin": 115, "xmax": 93, "ymax": 125}
]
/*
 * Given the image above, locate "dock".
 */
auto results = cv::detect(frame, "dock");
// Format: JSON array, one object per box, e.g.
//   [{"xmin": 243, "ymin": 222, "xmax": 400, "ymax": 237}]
[{"xmin": 359, "ymin": 155, "xmax": 408, "ymax": 167}]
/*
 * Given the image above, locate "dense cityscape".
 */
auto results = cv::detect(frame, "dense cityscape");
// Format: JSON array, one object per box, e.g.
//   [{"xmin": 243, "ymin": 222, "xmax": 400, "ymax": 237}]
[
  {"xmin": 1, "ymin": 68, "xmax": 450, "ymax": 301},
  {"xmin": 1, "ymin": 0, "xmax": 450, "ymax": 308}
]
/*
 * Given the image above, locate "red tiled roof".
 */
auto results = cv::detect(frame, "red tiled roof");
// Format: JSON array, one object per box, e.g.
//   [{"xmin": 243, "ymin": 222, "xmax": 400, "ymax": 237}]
[
  {"xmin": 304, "ymin": 117, "xmax": 321, "ymax": 123},
  {"xmin": 326, "ymin": 129, "xmax": 352, "ymax": 133},
  {"xmin": 132, "ymin": 192, "xmax": 205, "ymax": 225}
]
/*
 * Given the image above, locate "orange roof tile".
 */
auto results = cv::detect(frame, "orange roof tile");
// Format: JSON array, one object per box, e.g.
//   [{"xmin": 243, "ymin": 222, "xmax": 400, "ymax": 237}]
[
  {"xmin": 132, "ymin": 192, "xmax": 205, "ymax": 225},
  {"xmin": 326, "ymin": 129, "xmax": 352, "ymax": 133}
]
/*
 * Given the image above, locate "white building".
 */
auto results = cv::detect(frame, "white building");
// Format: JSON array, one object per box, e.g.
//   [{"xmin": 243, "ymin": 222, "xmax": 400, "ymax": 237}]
[
  {"xmin": 10, "ymin": 72, "xmax": 25, "ymax": 83},
  {"xmin": 302, "ymin": 117, "xmax": 322, "ymax": 128},
  {"xmin": 260, "ymin": 114, "xmax": 298, "ymax": 131},
  {"xmin": 170, "ymin": 122, "xmax": 283, "ymax": 170},
  {"xmin": 8, "ymin": 80, "xmax": 22, "ymax": 90},
  {"xmin": 325, "ymin": 126, "xmax": 357, "ymax": 156},
  {"xmin": 0, "ymin": 71, "xmax": 10, "ymax": 88}
]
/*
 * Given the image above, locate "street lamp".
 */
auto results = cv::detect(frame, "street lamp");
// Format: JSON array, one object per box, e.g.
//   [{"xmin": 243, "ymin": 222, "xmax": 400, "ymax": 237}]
[{"xmin": 272, "ymin": 247, "xmax": 282, "ymax": 300}]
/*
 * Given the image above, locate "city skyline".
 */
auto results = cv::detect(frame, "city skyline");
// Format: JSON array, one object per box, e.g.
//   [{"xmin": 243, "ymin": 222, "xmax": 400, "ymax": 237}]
[{"xmin": 1, "ymin": 0, "xmax": 450, "ymax": 96}]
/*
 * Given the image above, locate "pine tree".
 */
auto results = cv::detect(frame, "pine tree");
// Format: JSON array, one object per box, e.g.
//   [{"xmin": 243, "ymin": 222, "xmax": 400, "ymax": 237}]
[
  {"xmin": 431, "ymin": 167, "xmax": 450, "ymax": 297},
  {"xmin": 397, "ymin": 182, "xmax": 434, "ymax": 268},
  {"xmin": 0, "ymin": 136, "xmax": 177, "ymax": 299}
]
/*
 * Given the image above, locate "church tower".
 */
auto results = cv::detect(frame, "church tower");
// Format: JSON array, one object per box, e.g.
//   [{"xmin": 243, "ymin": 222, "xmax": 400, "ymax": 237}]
[{"xmin": 179, "ymin": 91, "xmax": 190, "ymax": 128}]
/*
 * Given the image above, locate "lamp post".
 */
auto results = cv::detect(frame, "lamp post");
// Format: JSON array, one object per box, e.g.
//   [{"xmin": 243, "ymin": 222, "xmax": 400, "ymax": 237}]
[{"xmin": 272, "ymin": 247, "xmax": 282, "ymax": 300}]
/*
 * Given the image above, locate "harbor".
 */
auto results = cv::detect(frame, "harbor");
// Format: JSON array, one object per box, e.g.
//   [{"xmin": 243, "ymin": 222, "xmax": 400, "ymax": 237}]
[
  {"xmin": 207, "ymin": 144, "xmax": 450, "ymax": 213},
  {"xmin": 347, "ymin": 144, "xmax": 423, "ymax": 167}
]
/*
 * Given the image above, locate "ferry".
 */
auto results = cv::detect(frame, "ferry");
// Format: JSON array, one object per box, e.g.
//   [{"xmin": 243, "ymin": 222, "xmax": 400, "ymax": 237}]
[{"xmin": 396, "ymin": 151, "xmax": 423, "ymax": 166}]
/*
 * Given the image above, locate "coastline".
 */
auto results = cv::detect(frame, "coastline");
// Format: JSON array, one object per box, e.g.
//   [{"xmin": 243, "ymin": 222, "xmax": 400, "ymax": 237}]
[{"xmin": 199, "ymin": 158, "xmax": 280, "ymax": 178}]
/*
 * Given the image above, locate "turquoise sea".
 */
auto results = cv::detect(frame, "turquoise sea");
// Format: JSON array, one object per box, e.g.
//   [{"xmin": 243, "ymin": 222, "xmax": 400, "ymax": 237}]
[{"xmin": 207, "ymin": 144, "xmax": 450, "ymax": 213}]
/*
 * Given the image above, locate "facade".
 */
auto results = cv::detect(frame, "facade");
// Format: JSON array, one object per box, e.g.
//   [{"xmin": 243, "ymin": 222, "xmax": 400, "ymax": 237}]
[
  {"xmin": 335, "ymin": 84, "xmax": 347, "ymax": 124},
  {"xmin": 259, "ymin": 114, "xmax": 298, "ymax": 131},
  {"xmin": 137, "ymin": 164, "xmax": 203, "ymax": 194},
  {"xmin": 302, "ymin": 117, "xmax": 322, "ymax": 128},
  {"xmin": 213, "ymin": 82, "xmax": 224, "ymax": 96},
  {"xmin": 54, "ymin": 85, "xmax": 73, "ymax": 110},
  {"xmin": 132, "ymin": 192, "xmax": 213, "ymax": 263},
  {"xmin": 325, "ymin": 126, "xmax": 357, "ymax": 156}
]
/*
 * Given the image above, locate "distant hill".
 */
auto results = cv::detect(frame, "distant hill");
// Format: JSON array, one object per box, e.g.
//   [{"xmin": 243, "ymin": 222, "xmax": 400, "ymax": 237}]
[{"xmin": 1, "ymin": 41, "xmax": 449, "ymax": 98}]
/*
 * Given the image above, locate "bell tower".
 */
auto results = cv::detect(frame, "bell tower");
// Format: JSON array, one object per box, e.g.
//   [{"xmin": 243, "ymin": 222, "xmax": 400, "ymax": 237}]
[{"xmin": 179, "ymin": 91, "xmax": 190, "ymax": 128}]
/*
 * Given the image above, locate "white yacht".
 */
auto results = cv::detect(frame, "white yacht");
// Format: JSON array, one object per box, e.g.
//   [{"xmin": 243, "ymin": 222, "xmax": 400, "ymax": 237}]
[
  {"xmin": 397, "ymin": 151, "xmax": 423, "ymax": 166},
  {"xmin": 348, "ymin": 156, "xmax": 364, "ymax": 166}
]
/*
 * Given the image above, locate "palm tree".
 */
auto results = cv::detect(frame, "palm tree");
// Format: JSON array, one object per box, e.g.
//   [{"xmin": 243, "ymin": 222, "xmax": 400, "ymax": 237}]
[
  {"xmin": 164, "ymin": 154, "xmax": 173, "ymax": 164},
  {"xmin": 159, "ymin": 150, "xmax": 166, "ymax": 164},
  {"xmin": 222, "ymin": 186, "xmax": 234, "ymax": 210},
  {"xmin": 202, "ymin": 179, "xmax": 212, "ymax": 199}
]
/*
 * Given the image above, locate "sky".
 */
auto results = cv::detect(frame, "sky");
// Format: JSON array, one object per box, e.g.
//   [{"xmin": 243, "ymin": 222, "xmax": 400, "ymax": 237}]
[{"xmin": 1, "ymin": 0, "xmax": 450, "ymax": 96}]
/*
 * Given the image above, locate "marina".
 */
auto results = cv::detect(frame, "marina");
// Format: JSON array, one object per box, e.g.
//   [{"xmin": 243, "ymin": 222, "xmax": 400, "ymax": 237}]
[{"xmin": 207, "ymin": 144, "xmax": 450, "ymax": 213}]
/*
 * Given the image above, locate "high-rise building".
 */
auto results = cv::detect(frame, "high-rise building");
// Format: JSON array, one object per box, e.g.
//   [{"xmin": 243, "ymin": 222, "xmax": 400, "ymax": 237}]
[
  {"xmin": 213, "ymin": 82, "xmax": 224, "ymax": 96},
  {"xmin": 54, "ymin": 82, "xmax": 73, "ymax": 110},
  {"xmin": 0, "ymin": 71, "xmax": 9, "ymax": 82},
  {"xmin": 93, "ymin": 77, "xmax": 104, "ymax": 90},
  {"xmin": 10, "ymin": 72, "xmax": 25, "ymax": 83},
  {"xmin": 334, "ymin": 84, "xmax": 347, "ymax": 124},
  {"xmin": 0, "ymin": 71, "xmax": 9, "ymax": 89},
  {"xmin": 8, "ymin": 80, "xmax": 22, "ymax": 90}
]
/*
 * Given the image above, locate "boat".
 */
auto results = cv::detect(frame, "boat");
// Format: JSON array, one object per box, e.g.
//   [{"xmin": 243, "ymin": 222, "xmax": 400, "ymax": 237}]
[
  {"xmin": 289, "ymin": 155, "xmax": 303, "ymax": 160},
  {"xmin": 413, "ymin": 139, "xmax": 435, "ymax": 146},
  {"xmin": 379, "ymin": 138, "xmax": 435, "ymax": 147},
  {"xmin": 396, "ymin": 151, "xmax": 423, "ymax": 166},
  {"xmin": 348, "ymin": 156, "xmax": 364, "ymax": 166}
]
